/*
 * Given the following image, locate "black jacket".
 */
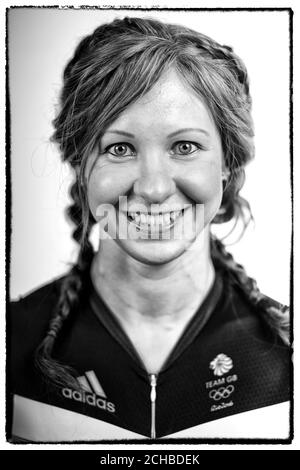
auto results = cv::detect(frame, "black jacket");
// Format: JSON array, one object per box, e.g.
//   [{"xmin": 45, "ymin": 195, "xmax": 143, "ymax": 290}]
[{"xmin": 8, "ymin": 267, "xmax": 291, "ymax": 442}]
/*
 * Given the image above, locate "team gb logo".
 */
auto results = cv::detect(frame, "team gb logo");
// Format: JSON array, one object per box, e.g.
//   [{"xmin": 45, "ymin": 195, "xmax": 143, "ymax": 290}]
[{"xmin": 210, "ymin": 353, "xmax": 233, "ymax": 376}]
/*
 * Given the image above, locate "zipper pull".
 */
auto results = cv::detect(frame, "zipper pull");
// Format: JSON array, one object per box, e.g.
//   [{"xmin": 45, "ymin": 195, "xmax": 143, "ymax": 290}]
[{"xmin": 149, "ymin": 374, "xmax": 157, "ymax": 439}]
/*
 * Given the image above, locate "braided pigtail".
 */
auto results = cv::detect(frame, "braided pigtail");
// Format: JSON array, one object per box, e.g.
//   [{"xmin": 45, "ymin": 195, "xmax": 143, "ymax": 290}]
[
  {"xmin": 211, "ymin": 236, "xmax": 289, "ymax": 345},
  {"xmin": 35, "ymin": 177, "xmax": 95, "ymax": 390}
]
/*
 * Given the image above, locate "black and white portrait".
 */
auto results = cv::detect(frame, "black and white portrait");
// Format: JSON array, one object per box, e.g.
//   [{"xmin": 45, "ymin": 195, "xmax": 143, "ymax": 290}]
[{"xmin": 7, "ymin": 7, "xmax": 292, "ymax": 444}]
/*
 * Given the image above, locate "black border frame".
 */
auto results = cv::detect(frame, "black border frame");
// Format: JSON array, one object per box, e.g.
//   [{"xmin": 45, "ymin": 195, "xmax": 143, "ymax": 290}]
[{"xmin": 5, "ymin": 5, "xmax": 294, "ymax": 446}]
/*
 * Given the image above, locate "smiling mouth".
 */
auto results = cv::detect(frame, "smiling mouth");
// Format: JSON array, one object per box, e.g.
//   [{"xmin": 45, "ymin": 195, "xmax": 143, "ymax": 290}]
[{"xmin": 126, "ymin": 209, "xmax": 185, "ymax": 231}]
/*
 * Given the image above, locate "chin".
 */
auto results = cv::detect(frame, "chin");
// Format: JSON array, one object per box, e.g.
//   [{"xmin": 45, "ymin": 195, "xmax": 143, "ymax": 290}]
[{"xmin": 115, "ymin": 236, "xmax": 199, "ymax": 266}]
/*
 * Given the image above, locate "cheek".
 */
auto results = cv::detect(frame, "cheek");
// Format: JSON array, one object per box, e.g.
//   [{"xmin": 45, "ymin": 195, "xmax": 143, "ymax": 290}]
[
  {"xmin": 175, "ymin": 162, "xmax": 222, "ymax": 204},
  {"xmin": 87, "ymin": 167, "xmax": 135, "ymax": 217}
]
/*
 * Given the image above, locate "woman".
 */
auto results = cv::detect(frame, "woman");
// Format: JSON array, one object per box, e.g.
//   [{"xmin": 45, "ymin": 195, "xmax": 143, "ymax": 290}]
[{"xmin": 9, "ymin": 16, "xmax": 290, "ymax": 442}]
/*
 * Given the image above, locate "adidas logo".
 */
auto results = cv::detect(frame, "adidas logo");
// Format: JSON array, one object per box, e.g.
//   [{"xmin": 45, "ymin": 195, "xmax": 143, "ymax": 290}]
[{"xmin": 62, "ymin": 370, "xmax": 116, "ymax": 413}]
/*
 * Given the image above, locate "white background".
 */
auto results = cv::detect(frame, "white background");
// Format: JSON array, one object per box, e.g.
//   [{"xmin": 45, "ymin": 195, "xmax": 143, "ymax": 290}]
[{"xmin": 2, "ymin": 0, "xmax": 299, "ymax": 451}]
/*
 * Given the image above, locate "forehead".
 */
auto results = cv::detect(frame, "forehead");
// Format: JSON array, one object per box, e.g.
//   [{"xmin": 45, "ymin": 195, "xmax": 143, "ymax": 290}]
[{"xmin": 105, "ymin": 69, "xmax": 219, "ymax": 136}]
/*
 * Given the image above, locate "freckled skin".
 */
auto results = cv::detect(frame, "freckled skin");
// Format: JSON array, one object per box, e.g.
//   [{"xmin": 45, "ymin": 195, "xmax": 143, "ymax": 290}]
[{"xmin": 86, "ymin": 69, "xmax": 223, "ymax": 265}]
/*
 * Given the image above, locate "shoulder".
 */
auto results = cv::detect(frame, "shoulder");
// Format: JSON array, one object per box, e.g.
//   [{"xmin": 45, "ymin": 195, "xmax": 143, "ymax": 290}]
[
  {"xmin": 9, "ymin": 276, "xmax": 68, "ymax": 370},
  {"xmin": 218, "ymin": 268, "xmax": 290, "ymax": 348},
  {"xmin": 10, "ymin": 277, "xmax": 66, "ymax": 339}
]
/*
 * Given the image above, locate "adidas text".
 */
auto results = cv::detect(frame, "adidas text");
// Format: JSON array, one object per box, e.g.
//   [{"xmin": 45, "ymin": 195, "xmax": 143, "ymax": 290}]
[{"xmin": 62, "ymin": 388, "xmax": 116, "ymax": 413}]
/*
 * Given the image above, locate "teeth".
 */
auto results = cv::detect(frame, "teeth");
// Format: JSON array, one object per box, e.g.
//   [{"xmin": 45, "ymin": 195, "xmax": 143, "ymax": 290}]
[{"xmin": 128, "ymin": 210, "xmax": 183, "ymax": 226}]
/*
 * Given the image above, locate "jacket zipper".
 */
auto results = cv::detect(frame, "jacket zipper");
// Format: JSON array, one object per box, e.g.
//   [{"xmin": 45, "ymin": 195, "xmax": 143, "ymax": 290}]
[{"xmin": 149, "ymin": 374, "xmax": 157, "ymax": 438}]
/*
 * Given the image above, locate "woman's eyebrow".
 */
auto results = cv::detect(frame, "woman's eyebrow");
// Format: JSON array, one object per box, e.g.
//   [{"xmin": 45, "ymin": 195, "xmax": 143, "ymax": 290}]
[
  {"xmin": 167, "ymin": 128, "xmax": 210, "ymax": 138},
  {"xmin": 105, "ymin": 130, "xmax": 135, "ymax": 137}
]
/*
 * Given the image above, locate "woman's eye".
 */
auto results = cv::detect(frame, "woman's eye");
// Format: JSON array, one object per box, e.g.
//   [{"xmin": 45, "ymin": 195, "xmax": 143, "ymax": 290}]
[
  {"xmin": 172, "ymin": 141, "xmax": 201, "ymax": 156},
  {"xmin": 105, "ymin": 143, "xmax": 135, "ymax": 158}
]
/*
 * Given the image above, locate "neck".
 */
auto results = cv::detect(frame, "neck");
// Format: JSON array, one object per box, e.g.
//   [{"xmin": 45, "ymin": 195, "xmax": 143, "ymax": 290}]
[{"xmin": 91, "ymin": 229, "xmax": 215, "ymax": 328}]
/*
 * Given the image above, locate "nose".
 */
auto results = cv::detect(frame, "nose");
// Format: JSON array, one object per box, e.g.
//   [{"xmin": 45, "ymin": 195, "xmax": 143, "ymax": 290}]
[{"xmin": 133, "ymin": 170, "xmax": 176, "ymax": 203}]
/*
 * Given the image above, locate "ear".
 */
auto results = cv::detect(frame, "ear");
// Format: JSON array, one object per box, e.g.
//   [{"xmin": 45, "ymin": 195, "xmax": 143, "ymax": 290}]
[{"xmin": 221, "ymin": 169, "xmax": 230, "ymax": 182}]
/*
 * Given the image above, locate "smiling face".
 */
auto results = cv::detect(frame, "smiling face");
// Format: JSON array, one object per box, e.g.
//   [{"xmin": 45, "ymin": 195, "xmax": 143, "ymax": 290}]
[{"xmin": 86, "ymin": 69, "xmax": 224, "ymax": 265}]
